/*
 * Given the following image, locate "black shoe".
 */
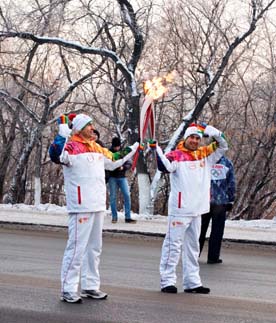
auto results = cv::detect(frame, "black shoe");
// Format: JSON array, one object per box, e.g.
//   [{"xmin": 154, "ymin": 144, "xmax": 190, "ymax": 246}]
[
  {"xmin": 184, "ymin": 286, "xmax": 210, "ymax": 294},
  {"xmin": 125, "ymin": 219, "xmax": 137, "ymax": 223},
  {"xmin": 161, "ymin": 285, "xmax": 178, "ymax": 293},
  {"xmin": 207, "ymin": 259, "xmax": 223, "ymax": 264}
]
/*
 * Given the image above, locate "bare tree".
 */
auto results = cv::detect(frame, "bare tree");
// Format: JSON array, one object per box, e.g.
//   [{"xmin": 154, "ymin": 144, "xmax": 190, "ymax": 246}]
[
  {"xmin": 0, "ymin": 0, "xmax": 150, "ymax": 208},
  {"xmin": 0, "ymin": 0, "xmax": 275, "ymax": 221},
  {"xmin": 143, "ymin": 0, "xmax": 276, "ymax": 216}
]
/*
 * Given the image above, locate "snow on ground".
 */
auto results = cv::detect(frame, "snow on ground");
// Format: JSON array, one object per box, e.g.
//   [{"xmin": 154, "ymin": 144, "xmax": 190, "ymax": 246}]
[
  {"xmin": 0, "ymin": 203, "xmax": 67, "ymax": 214},
  {"xmin": 1, "ymin": 203, "xmax": 276, "ymax": 245},
  {"xmin": 0, "ymin": 203, "xmax": 276, "ymax": 229}
]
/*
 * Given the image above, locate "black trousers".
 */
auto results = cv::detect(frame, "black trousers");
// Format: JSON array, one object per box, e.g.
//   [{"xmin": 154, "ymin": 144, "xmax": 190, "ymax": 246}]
[{"xmin": 199, "ymin": 204, "xmax": 227, "ymax": 261}]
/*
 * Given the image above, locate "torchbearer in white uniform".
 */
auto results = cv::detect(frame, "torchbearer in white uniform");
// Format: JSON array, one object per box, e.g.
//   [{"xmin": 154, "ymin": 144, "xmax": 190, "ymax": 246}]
[
  {"xmin": 153, "ymin": 123, "xmax": 228, "ymax": 294},
  {"xmin": 49, "ymin": 113, "xmax": 139, "ymax": 303}
]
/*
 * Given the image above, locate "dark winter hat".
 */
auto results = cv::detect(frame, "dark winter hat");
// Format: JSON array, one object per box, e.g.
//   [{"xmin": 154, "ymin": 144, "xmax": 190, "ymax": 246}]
[
  {"xmin": 112, "ymin": 137, "xmax": 121, "ymax": 147},
  {"xmin": 93, "ymin": 129, "xmax": 100, "ymax": 138}
]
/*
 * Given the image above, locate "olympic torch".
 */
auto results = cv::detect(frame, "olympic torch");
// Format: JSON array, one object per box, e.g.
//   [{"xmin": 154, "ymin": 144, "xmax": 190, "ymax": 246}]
[{"xmin": 132, "ymin": 72, "xmax": 174, "ymax": 170}]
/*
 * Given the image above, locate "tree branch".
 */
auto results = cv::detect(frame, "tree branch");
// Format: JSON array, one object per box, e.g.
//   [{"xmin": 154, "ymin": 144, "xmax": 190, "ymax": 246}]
[{"xmin": 0, "ymin": 31, "xmax": 134, "ymax": 86}]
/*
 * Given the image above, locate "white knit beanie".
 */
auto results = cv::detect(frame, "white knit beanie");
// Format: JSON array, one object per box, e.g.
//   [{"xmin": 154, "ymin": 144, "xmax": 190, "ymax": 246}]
[
  {"xmin": 184, "ymin": 126, "xmax": 203, "ymax": 140},
  {"xmin": 72, "ymin": 114, "xmax": 93, "ymax": 131}
]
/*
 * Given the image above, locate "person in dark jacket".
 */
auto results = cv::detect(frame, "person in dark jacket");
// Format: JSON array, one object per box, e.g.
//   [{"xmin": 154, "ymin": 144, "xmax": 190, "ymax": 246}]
[
  {"xmin": 93, "ymin": 129, "xmax": 105, "ymax": 147},
  {"xmin": 109, "ymin": 137, "xmax": 136, "ymax": 224},
  {"xmin": 199, "ymin": 156, "xmax": 236, "ymax": 264}
]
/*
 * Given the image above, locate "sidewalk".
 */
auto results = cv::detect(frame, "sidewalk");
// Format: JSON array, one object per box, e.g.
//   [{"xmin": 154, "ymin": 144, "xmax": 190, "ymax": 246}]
[{"xmin": 0, "ymin": 205, "xmax": 276, "ymax": 245}]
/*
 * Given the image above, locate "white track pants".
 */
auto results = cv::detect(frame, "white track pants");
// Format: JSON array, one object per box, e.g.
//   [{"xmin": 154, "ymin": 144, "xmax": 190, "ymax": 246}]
[
  {"xmin": 61, "ymin": 211, "xmax": 104, "ymax": 293},
  {"xmin": 160, "ymin": 215, "xmax": 202, "ymax": 290}
]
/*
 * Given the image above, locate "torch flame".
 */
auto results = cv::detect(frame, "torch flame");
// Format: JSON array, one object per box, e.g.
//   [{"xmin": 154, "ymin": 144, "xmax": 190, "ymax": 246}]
[{"xmin": 144, "ymin": 71, "xmax": 175, "ymax": 100}]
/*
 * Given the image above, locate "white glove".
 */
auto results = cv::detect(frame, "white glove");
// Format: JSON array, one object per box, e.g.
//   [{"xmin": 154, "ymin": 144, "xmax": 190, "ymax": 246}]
[
  {"xmin": 59, "ymin": 151, "xmax": 72, "ymax": 166},
  {"xmin": 128, "ymin": 142, "xmax": 139, "ymax": 151},
  {"xmin": 204, "ymin": 125, "xmax": 221, "ymax": 138},
  {"xmin": 58, "ymin": 124, "xmax": 72, "ymax": 138}
]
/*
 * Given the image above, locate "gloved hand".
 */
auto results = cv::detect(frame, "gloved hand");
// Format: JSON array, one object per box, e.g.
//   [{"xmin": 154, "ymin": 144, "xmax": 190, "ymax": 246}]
[
  {"xmin": 134, "ymin": 137, "xmax": 144, "ymax": 151},
  {"xmin": 57, "ymin": 115, "xmax": 69, "ymax": 124},
  {"xmin": 57, "ymin": 114, "xmax": 72, "ymax": 138},
  {"xmin": 148, "ymin": 139, "xmax": 157, "ymax": 149},
  {"xmin": 203, "ymin": 125, "xmax": 221, "ymax": 138},
  {"xmin": 112, "ymin": 147, "xmax": 131, "ymax": 161},
  {"xmin": 190, "ymin": 122, "xmax": 207, "ymax": 129},
  {"xmin": 129, "ymin": 142, "xmax": 139, "ymax": 151},
  {"xmin": 197, "ymin": 122, "xmax": 208, "ymax": 137},
  {"xmin": 112, "ymin": 143, "xmax": 139, "ymax": 161},
  {"xmin": 225, "ymin": 203, "xmax": 234, "ymax": 212}
]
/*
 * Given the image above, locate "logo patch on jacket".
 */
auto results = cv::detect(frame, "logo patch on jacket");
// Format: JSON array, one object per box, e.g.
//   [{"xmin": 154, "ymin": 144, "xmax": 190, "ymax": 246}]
[
  {"xmin": 211, "ymin": 164, "xmax": 228, "ymax": 180},
  {"xmin": 79, "ymin": 217, "xmax": 89, "ymax": 224},
  {"xmin": 171, "ymin": 221, "xmax": 184, "ymax": 227},
  {"xmin": 200, "ymin": 160, "xmax": 205, "ymax": 168},
  {"xmin": 87, "ymin": 154, "xmax": 102, "ymax": 162},
  {"xmin": 188, "ymin": 160, "xmax": 205, "ymax": 169}
]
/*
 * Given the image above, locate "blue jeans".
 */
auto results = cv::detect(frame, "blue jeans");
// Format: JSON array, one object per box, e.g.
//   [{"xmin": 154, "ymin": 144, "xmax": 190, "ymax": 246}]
[{"xmin": 109, "ymin": 177, "xmax": 131, "ymax": 220}]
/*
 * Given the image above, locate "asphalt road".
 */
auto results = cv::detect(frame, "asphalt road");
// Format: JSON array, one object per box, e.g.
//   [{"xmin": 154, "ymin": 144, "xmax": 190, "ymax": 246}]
[{"xmin": 0, "ymin": 228, "xmax": 276, "ymax": 323}]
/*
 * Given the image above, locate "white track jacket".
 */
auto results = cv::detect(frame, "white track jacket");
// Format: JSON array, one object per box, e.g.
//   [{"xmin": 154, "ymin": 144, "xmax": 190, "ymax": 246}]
[
  {"xmin": 156, "ymin": 126, "xmax": 228, "ymax": 216},
  {"xmin": 61, "ymin": 143, "xmax": 138, "ymax": 213}
]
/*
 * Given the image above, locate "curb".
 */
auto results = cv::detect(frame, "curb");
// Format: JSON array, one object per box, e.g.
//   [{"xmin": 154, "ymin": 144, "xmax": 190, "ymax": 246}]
[
  {"xmin": 223, "ymin": 238, "xmax": 276, "ymax": 246},
  {"xmin": 1, "ymin": 221, "xmax": 276, "ymax": 246},
  {"xmin": 0, "ymin": 221, "xmax": 66, "ymax": 232}
]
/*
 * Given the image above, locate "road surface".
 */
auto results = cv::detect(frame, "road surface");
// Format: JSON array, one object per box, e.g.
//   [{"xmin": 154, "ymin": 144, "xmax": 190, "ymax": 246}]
[{"xmin": 0, "ymin": 228, "xmax": 276, "ymax": 323}]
